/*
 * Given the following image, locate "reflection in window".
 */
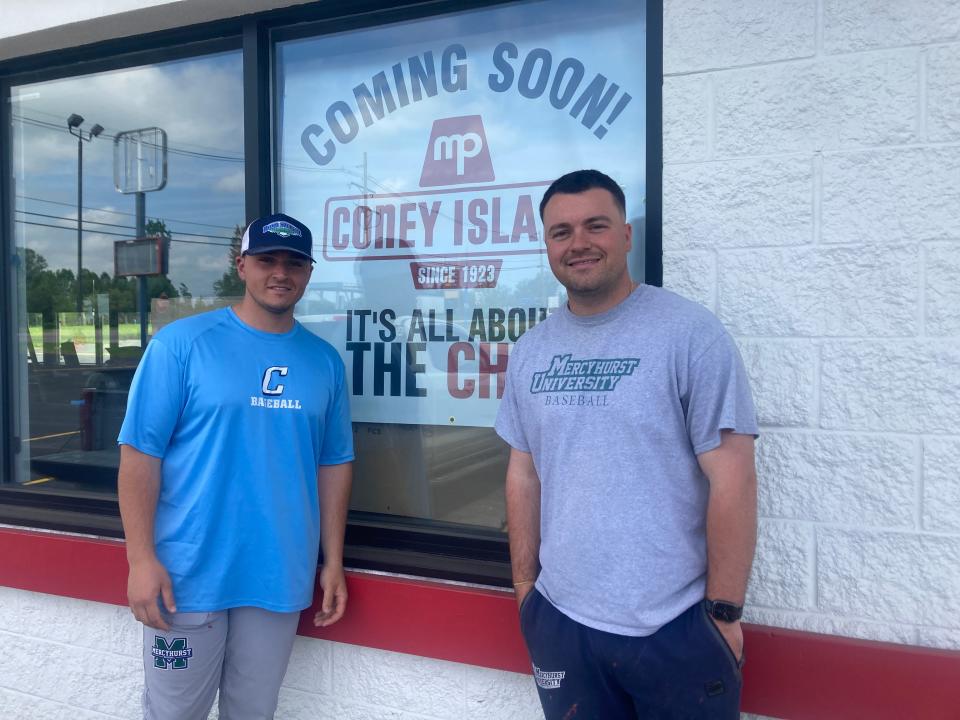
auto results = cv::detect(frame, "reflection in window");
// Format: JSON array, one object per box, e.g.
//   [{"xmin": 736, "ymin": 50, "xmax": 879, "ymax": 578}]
[
  {"xmin": 276, "ymin": 0, "xmax": 645, "ymax": 532},
  {"xmin": 9, "ymin": 51, "xmax": 245, "ymax": 496}
]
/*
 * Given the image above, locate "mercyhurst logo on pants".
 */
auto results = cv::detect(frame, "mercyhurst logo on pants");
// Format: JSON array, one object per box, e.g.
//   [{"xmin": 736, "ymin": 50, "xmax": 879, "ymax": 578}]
[
  {"xmin": 533, "ymin": 664, "xmax": 566, "ymax": 690},
  {"xmin": 152, "ymin": 636, "xmax": 194, "ymax": 669}
]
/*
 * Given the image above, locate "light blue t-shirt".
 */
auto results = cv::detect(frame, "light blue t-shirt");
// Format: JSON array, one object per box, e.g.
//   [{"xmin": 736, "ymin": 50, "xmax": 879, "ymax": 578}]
[
  {"xmin": 495, "ymin": 285, "xmax": 758, "ymax": 636},
  {"xmin": 118, "ymin": 307, "xmax": 354, "ymax": 613}
]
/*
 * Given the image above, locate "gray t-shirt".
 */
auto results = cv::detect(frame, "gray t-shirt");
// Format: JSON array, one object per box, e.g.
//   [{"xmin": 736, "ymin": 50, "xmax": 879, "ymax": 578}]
[{"xmin": 495, "ymin": 285, "xmax": 758, "ymax": 636}]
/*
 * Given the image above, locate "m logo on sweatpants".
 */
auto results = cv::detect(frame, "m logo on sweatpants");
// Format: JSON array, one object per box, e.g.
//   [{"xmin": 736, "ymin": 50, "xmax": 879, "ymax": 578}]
[{"xmin": 152, "ymin": 636, "xmax": 193, "ymax": 669}]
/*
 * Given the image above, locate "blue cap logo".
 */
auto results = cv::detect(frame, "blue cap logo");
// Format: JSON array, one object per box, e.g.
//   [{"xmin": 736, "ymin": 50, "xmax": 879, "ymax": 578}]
[{"xmin": 263, "ymin": 220, "xmax": 302, "ymax": 238}]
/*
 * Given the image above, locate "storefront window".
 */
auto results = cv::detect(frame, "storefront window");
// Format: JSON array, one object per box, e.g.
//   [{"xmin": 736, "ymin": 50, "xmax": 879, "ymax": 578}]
[
  {"xmin": 7, "ymin": 50, "xmax": 244, "ymax": 496},
  {"xmin": 276, "ymin": 0, "xmax": 647, "ymax": 531}
]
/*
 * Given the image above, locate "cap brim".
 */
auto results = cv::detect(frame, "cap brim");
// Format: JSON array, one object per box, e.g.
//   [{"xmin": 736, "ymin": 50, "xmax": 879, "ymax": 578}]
[{"xmin": 243, "ymin": 245, "xmax": 315, "ymax": 262}]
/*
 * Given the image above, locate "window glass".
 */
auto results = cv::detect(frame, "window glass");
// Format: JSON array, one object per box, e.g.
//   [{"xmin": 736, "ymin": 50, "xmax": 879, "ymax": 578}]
[
  {"xmin": 276, "ymin": 0, "xmax": 646, "ymax": 530},
  {"xmin": 8, "ymin": 50, "xmax": 244, "ymax": 496}
]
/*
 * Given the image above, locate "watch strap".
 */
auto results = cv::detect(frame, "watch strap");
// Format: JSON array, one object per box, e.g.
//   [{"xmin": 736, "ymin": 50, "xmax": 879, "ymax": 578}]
[{"xmin": 705, "ymin": 598, "xmax": 743, "ymax": 622}]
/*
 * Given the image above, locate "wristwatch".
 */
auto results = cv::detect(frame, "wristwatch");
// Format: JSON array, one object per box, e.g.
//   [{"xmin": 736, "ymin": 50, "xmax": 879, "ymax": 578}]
[{"xmin": 705, "ymin": 598, "xmax": 743, "ymax": 623}]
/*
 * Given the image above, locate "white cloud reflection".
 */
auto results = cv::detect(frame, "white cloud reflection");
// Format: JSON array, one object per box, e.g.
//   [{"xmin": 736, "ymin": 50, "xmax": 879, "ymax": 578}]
[{"xmin": 13, "ymin": 51, "xmax": 245, "ymax": 297}]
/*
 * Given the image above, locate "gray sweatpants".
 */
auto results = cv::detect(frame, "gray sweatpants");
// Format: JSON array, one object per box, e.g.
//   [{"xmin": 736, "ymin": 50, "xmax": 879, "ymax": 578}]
[{"xmin": 142, "ymin": 606, "xmax": 300, "ymax": 720}]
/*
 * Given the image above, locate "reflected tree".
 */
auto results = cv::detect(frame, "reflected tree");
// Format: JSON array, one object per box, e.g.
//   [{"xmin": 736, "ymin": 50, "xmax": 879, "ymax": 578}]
[
  {"xmin": 213, "ymin": 224, "xmax": 244, "ymax": 298},
  {"xmin": 24, "ymin": 249, "xmax": 74, "ymax": 316},
  {"xmin": 23, "ymin": 221, "xmax": 182, "ymax": 318}
]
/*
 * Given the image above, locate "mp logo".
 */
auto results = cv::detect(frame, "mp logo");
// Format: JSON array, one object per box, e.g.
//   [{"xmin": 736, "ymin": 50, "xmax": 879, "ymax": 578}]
[{"xmin": 419, "ymin": 115, "xmax": 495, "ymax": 187}]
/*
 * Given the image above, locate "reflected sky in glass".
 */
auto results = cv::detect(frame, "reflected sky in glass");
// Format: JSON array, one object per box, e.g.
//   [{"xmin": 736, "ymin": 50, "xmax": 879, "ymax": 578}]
[{"xmin": 11, "ymin": 50, "xmax": 244, "ymax": 299}]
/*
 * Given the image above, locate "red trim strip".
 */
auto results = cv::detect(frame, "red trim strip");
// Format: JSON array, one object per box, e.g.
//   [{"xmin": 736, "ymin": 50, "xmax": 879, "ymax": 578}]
[
  {"xmin": 2, "ymin": 527, "xmax": 959, "ymax": 718},
  {"xmin": 0, "ymin": 528, "xmax": 127, "ymax": 605},
  {"xmin": 299, "ymin": 572, "xmax": 530, "ymax": 674}
]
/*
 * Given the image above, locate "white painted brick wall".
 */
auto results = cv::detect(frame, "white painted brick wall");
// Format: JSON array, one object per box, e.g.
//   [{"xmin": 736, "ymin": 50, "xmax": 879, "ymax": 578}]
[
  {"xmin": 817, "ymin": 529, "xmax": 960, "ymax": 628},
  {"xmin": 926, "ymin": 242, "xmax": 960, "ymax": 335},
  {"xmin": 820, "ymin": 342, "xmax": 960, "ymax": 432},
  {"xmin": 0, "ymin": 586, "xmax": 142, "ymax": 718},
  {"xmin": 714, "ymin": 52, "xmax": 920, "ymax": 155},
  {"xmin": 822, "ymin": 0, "xmax": 960, "ymax": 53},
  {"xmin": 738, "ymin": 342, "xmax": 816, "ymax": 426},
  {"xmin": 0, "ymin": 586, "xmax": 544, "ymax": 720},
  {"xmin": 821, "ymin": 146, "xmax": 960, "ymax": 244},
  {"xmin": 664, "ymin": 0, "xmax": 960, "ymax": 652},
  {"xmin": 1, "ymin": 585, "xmax": 778, "ymax": 719},
  {"xmin": 923, "ymin": 438, "xmax": 960, "ymax": 532},
  {"xmin": 664, "ymin": 158, "xmax": 814, "ymax": 249},
  {"xmin": 664, "ymin": 0, "xmax": 816, "ymax": 73},
  {"xmin": 928, "ymin": 44, "xmax": 960, "ymax": 141},
  {"xmin": 756, "ymin": 433, "xmax": 917, "ymax": 526},
  {"xmin": 718, "ymin": 245, "xmax": 919, "ymax": 336}
]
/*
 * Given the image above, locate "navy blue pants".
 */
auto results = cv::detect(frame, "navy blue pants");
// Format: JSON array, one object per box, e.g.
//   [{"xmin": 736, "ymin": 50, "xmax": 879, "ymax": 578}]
[{"xmin": 519, "ymin": 591, "xmax": 743, "ymax": 720}]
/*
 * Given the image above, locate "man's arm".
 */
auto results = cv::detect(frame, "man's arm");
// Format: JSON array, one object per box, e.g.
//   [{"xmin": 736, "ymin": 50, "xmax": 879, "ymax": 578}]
[
  {"xmin": 698, "ymin": 430, "xmax": 758, "ymax": 660},
  {"xmin": 117, "ymin": 443, "xmax": 176, "ymax": 630},
  {"xmin": 505, "ymin": 448, "xmax": 541, "ymax": 609},
  {"xmin": 313, "ymin": 462, "xmax": 352, "ymax": 627}
]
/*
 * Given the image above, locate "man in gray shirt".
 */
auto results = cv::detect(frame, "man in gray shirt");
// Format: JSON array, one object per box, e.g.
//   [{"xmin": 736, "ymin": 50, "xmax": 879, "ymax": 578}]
[{"xmin": 495, "ymin": 169, "xmax": 758, "ymax": 719}]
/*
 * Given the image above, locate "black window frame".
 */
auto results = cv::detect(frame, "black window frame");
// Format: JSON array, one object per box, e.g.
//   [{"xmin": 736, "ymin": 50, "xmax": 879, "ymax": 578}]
[{"xmin": 0, "ymin": 0, "xmax": 663, "ymax": 587}]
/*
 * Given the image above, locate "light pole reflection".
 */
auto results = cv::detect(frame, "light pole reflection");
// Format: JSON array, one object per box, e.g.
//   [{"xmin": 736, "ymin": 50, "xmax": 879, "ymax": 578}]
[{"xmin": 67, "ymin": 113, "xmax": 104, "ymax": 315}]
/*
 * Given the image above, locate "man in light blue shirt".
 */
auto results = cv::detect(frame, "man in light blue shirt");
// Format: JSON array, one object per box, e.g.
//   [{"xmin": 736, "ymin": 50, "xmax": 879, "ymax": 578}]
[{"xmin": 118, "ymin": 212, "xmax": 354, "ymax": 720}]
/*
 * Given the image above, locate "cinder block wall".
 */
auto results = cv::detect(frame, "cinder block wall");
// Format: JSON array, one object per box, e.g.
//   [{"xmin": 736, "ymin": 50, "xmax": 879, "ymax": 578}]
[
  {"xmin": 0, "ymin": 585, "xmax": 545, "ymax": 719},
  {"xmin": 662, "ymin": 0, "xmax": 960, "ymax": 649}
]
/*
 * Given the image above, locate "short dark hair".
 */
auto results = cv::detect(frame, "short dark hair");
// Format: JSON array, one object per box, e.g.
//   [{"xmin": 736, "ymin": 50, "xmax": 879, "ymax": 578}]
[{"xmin": 539, "ymin": 169, "xmax": 626, "ymax": 220}]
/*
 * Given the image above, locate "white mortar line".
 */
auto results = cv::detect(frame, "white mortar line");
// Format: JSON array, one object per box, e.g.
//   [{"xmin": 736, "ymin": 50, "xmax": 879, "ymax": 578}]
[
  {"xmin": 815, "ymin": 0, "xmax": 824, "ymax": 57},
  {"xmin": 820, "ymin": 139, "xmax": 960, "ymax": 154},
  {"xmin": 706, "ymin": 74, "xmax": 716, "ymax": 160},
  {"xmin": 741, "ymin": 607, "xmax": 927, "ymax": 640},
  {"xmin": 0, "ymin": 626, "xmax": 141, "ymax": 659},
  {"xmin": 666, "ymin": 150, "xmax": 813, "ymax": 166},
  {"xmin": 757, "ymin": 511, "xmax": 917, "ymax": 532},
  {"xmin": 915, "ymin": 437, "xmax": 925, "ymax": 531},
  {"xmin": 671, "ymin": 241, "xmax": 919, "ymax": 253},
  {"xmin": 711, "ymin": 248, "xmax": 719, "ymax": 314},
  {"xmin": 733, "ymin": 332, "xmax": 952, "ymax": 340},
  {"xmin": 756, "ymin": 426, "xmax": 960, "ymax": 440},
  {"xmin": 812, "ymin": 153, "xmax": 822, "ymax": 246},
  {"xmin": 812, "ymin": 341, "xmax": 823, "ymax": 428},
  {"xmin": 793, "ymin": 520, "xmax": 960, "ymax": 538},
  {"xmin": 280, "ymin": 683, "xmax": 454, "ymax": 718},
  {"xmin": 808, "ymin": 521, "xmax": 819, "ymax": 609},
  {"xmin": 919, "ymin": 242, "xmax": 928, "ymax": 337},
  {"xmin": 918, "ymin": 48, "xmax": 929, "ymax": 141},
  {"xmin": 664, "ymin": 138, "xmax": 960, "ymax": 167},
  {"xmin": 663, "ymin": 39, "xmax": 960, "ymax": 78}
]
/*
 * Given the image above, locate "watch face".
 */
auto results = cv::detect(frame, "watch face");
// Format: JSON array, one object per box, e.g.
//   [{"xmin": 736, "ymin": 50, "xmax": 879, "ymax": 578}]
[{"xmin": 708, "ymin": 600, "xmax": 742, "ymax": 622}]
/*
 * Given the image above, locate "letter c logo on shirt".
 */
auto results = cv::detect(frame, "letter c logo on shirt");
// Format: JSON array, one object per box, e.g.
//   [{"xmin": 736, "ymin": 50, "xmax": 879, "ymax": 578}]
[{"xmin": 262, "ymin": 366, "xmax": 288, "ymax": 395}]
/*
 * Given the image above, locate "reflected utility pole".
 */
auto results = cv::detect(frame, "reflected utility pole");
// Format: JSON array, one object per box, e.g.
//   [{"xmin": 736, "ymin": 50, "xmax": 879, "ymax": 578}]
[{"xmin": 67, "ymin": 114, "xmax": 104, "ymax": 314}]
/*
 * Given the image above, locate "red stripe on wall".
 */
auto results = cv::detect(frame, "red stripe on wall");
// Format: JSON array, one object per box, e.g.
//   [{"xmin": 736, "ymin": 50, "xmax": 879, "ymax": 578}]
[
  {"xmin": 299, "ymin": 572, "xmax": 531, "ymax": 674},
  {"xmin": 742, "ymin": 624, "xmax": 960, "ymax": 719},
  {"xmin": 2, "ymin": 527, "xmax": 959, "ymax": 718},
  {"xmin": 0, "ymin": 527, "xmax": 127, "ymax": 605}
]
